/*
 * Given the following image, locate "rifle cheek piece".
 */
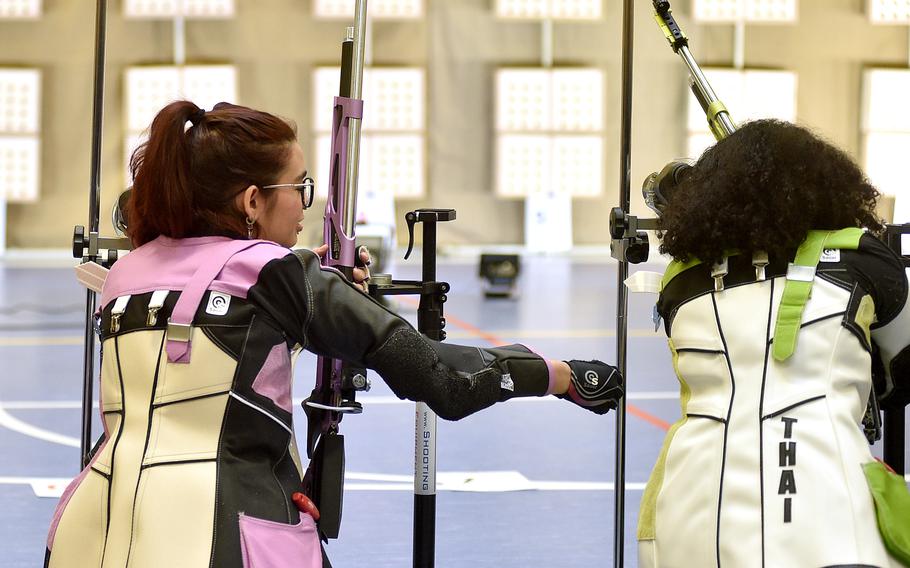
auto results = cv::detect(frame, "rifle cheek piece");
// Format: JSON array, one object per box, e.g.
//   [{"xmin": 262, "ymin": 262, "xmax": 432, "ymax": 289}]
[
  {"xmin": 368, "ymin": 327, "xmax": 501, "ymax": 421},
  {"xmin": 642, "ymin": 159, "xmax": 692, "ymax": 216}
]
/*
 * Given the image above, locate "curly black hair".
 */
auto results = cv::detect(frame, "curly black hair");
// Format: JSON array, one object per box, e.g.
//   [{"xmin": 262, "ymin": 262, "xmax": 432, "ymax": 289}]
[{"xmin": 658, "ymin": 119, "xmax": 883, "ymax": 265}]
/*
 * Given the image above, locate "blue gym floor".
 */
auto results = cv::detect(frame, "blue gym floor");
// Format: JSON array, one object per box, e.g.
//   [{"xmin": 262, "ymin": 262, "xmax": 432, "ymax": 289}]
[{"xmin": 1, "ymin": 254, "xmax": 907, "ymax": 567}]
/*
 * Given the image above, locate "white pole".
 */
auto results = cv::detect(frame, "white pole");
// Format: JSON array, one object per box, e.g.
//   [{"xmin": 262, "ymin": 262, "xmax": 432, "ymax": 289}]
[
  {"xmin": 733, "ymin": 18, "xmax": 745, "ymax": 70},
  {"xmin": 174, "ymin": 14, "xmax": 186, "ymax": 66},
  {"xmin": 541, "ymin": 18, "xmax": 553, "ymax": 68}
]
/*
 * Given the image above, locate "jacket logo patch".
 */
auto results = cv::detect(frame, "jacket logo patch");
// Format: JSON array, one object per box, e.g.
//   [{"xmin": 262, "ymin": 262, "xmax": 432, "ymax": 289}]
[
  {"xmin": 819, "ymin": 248, "xmax": 841, "ymax": 263},
  {"xmin": 205, "ymin": 292, "xmax": 231, "ymax": 316}
]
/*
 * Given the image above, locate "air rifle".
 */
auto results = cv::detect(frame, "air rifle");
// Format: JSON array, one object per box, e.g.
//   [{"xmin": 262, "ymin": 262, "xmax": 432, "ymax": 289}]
[
  {"xmin": 610, "ymin": 0, "xmax": 738, "ymax": 263},
  {"xmin": 301, "ymin": 0, "xmax": 371, "ymax": 542},
  {"xmin": 637, "ymin": 0, "xmax": 737, "ymax": 220}
]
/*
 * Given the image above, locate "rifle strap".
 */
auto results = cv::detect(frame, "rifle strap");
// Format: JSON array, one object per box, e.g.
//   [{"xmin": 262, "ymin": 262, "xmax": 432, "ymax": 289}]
[{"xmin": 166, "ymin": 239, "xmax": 271, "ymax": 364}]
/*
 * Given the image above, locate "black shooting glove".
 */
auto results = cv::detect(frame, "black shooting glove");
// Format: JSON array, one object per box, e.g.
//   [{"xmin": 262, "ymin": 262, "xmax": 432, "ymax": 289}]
[{"xmin": 559, "ymin": 360, "xmax": 623, "ymax": 415}]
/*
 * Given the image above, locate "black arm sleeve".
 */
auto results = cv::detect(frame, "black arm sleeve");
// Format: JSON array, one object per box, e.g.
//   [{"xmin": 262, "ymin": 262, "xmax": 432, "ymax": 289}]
[
  {"xmin": 845, "ymin": 234, "xmax": 907, "ymax": 327},
  {"xmin": 247, "ymin": 250, "xmax": 552, "ymax": 420}
]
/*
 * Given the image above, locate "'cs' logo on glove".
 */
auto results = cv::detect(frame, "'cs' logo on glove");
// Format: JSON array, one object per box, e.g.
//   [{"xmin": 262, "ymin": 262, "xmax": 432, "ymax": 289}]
[{"xmin": 584, "ymin": 370, "xmax": 600, "ymax": 386}]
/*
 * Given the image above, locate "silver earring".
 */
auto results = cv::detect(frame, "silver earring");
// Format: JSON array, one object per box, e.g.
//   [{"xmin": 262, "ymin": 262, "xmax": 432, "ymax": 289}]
[{"xmin": 246, "ymin": 217, "xmax": 255, "ymax": 239}]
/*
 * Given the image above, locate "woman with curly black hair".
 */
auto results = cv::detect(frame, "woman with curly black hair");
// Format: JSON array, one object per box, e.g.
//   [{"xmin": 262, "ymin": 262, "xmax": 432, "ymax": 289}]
[
  {"xmin": 638, "ymin": 119, "xmax": 910, "ymax": 568},
  {"xmin": 659, "ymin": 119, "xmax": 884, "ymax": 265}
]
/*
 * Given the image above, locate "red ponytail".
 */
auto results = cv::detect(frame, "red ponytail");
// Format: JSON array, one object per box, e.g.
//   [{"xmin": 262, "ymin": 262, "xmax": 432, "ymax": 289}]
[{"xmin": 128, "ymin": 100, "xmax": 296, "ymax": 247}]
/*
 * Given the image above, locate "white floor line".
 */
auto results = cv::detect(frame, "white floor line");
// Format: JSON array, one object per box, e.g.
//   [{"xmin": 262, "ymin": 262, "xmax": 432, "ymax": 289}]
[
  {"xmin": 0, "ymin": 391, "xmax": 682, "ymax": 410},
  {"xmin": 0, "ymin": 401, "xmax": 86, "ymax": 410},
  {"xmin": 0, "ymin": 336, "xmax": 83, "ymax": 347},
  {"xmin": 5, "ymin": 471, "xmax": 907, "ymax": 499},
  {"xmin": 0, "ymin": 471, "xmax": 651, "ymax": 498},
  {"xmin": 0, "ymin": 402, "xmax": 79, "ymax": 448}
]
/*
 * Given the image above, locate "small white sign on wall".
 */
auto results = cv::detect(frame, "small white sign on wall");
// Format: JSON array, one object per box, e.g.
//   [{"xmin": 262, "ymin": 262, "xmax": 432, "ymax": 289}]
[{"xmin": 524, "ymin": 191, "xmax": 572, "ymax": 253}]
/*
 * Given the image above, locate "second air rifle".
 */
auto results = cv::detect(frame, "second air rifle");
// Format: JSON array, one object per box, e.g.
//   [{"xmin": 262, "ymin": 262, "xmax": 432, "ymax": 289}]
[{"xmin": 610, "ymin": 0, "xmax": 738, "ymax": 262}]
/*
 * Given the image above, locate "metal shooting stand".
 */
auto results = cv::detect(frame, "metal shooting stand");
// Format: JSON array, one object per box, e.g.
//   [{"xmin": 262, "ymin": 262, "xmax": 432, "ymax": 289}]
[
  {"xmin": 369, "ymin": 208, "xmax": 455, "ymax": 568},
  {"xmin": 607, "ymin": 2, "xmax": 637, "ymax": 564},
  {"xmin": 70, "ymin": 0, "xmax": 134, "ymax": 469},
  {"xmin": 608, "ymin": 1, "xmax": 737, "ymax": 565}
]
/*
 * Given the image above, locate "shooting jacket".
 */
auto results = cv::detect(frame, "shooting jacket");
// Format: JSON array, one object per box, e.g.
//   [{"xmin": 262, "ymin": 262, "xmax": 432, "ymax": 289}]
[
  {"xmin": 45, "ymin": 236, "xmax": 554, "ymax": 568},
  {"xmin": 638, "ymin": 230, "xmax": 910, "ymax": 568}
]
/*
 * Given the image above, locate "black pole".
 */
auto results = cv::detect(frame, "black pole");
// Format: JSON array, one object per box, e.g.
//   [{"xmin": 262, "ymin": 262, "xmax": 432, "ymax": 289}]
[
  {"xmin": 614, "ymin": 0, "xmax": 634, "ymax": 565},
  {"xmin": 882, "ymin": 406, "xmax": 905, "ymax": 475},
  {"xmin": 386, "ymin": 210, "xmax": 453, "ymax": 567},
  {"xmin": 80, "ymin": 0, "xmax": 108, "ymax": 469},
  {"xmin": 414, "ymin": 220, "xmax": 438, "ymax": 568},
  {"xmin": 882, "ymin": 224, "xmax": 908, "ymax": 476}
]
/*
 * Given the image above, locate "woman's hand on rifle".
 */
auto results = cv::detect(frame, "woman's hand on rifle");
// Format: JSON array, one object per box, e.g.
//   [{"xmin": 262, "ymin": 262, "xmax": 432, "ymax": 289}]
[{"xmin": 312, "ymin": 244, "xmax": 372, "ymax": 293}]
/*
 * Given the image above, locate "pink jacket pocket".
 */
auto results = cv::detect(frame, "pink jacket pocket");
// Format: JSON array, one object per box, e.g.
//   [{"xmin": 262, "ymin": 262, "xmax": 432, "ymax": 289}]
[{"xmin": 238, "ymin": 513, "xmax": 322, "ymax": 568}]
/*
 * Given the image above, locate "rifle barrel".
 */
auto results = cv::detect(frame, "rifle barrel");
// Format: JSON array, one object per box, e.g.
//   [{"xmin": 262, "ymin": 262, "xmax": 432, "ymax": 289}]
[
  {"xmin": 678, "ymin": 46, "xmax": 736, "ymax": 138},
  {"xmin": 343, "ymin": 0, "xmax": 368, "ymax": 237},
  {"xmin": 651, "ymin": 1, "xmax": 736, "ymax": 140}
]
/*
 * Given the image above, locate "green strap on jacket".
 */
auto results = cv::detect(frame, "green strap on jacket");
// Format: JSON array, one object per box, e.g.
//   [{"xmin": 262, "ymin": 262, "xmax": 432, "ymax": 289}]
[{"xmin": 772, "ymin": 228, "xmax": 863, "ymax": 361}]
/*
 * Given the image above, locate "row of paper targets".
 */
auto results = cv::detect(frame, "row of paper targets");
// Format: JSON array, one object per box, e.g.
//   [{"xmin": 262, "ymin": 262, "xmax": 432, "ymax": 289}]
[
  {"xmin": 123, "ymin": 65, "xmax": 604, "ymax": 200},
  {"xmin": 3, "ymin": 64, "xmax": 910, "ymax": 210},
  {"xmin": 3, "ymin": 1, "xmax": 910, "ymax": 23},
  {"xmin": 124, "ymin": 65, "xmax": 430, "ymax": 200},
  {"xmin": 122, "ymin": 64, "xmax": 604, "ymax": 200},
  {"xmin": 121, "ymin": 65, "xmax": 607, "ymax": 200}
]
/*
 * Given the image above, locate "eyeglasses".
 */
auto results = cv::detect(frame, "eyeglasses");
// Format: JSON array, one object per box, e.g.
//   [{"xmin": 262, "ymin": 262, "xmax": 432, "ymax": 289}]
[{"xmin": 261, "ymin": 176, "xmax": 316, "ymax": 209}]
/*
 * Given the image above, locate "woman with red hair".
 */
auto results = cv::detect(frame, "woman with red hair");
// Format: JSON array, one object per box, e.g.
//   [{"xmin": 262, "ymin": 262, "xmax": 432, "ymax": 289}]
[{"xmin": 44, "ymin": 100, "xmax": 623, "ymax": 568}]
